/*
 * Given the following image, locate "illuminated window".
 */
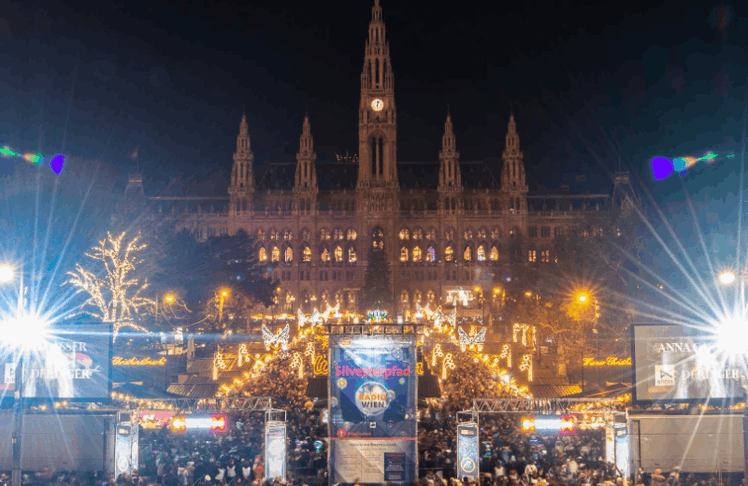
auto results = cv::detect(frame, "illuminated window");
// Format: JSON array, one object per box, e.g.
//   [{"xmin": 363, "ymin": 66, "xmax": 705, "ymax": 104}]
[
  {"xmin": 320, "ymin": 228, "xmax": 330, "ymax": 240},
  {"xmin": 335, "ymin": 290, "xmax": 343, "ymax": 305},
  {"xmin": 414, "ymin": 290, "xmax": 422, "ymax": 304},
  {"xmin": 541, "ymin": 250, "xmax": 550, "ymax": 263},
  {"xmin": 284, "ymin": 247, "xmax": 293, "ymax": 263},
  {"xmin": 445, "ymin": 228, "xmax": 455, "ymax": 240},
  {"xmin": 270, "ymin": 229, "xmax": 279, "ymax": 240},
  {"xmin": 412, "ymin": 228, "xmax": 423, "ymax": 240},
  {"xmin": 348, "ymin": 247, "xmax": 357, "ymax": 263},
  {"xmin": 347, "ymin": 228, "xmax": 357, "ymax": 240},
  {"xmin": 401, "ymin": 290, "xmax": 409, "ymax": 304},
  {"xmin": 301, "ymin": 228, "xmax": 311, "ymax": 240},
  {"xmin": 582, "ymin": 226, "xmax": 590, "ymax": 238},
  {"xmin": 412, "ymin": 246, "xmax": 422, "ymax": 262},
  {"xmin": 445, "ymin": 245, "xmax": 454, "ymax": 262},
  {"xmin": 491, "ymin": 227, "xmax": 501, "ymax": 239},
  {"xmin": 427, "ymin": 290, "xmax": 435, "ymax": 302},
  {"xmin": 478, "ymin": 227, "xmax": 487, "ymax": 239},
  {"xmin": 321, "ymin": 290, "xmax": 329, "ymax": 305},
  {"xmin": 464, "ymin": 228, "xmax": 473, "ymax": 240},
  {"xmin": 426, "ymin": 227, "xmax": 437, "ymax": 240},
  {"xmin": 321, "ymin": 248, "xmax": 330, "ymax": 262},
  {"xmin": 464, "ymin": 246, "xmax": 472, "ymax": 261},
  {"xmin": 334, "ymin": 246, "xmax": 343, "ymax": 262},
  {"xmin": 259, "ymin": 247, "xmax": 267, "ymax": 262},
  {"xmin": 283, "ymin": 229, "xmax": 293, "ymax": 240},
  {"xmin": 399, "ymin": 229, "xmax": 410, "ymax": 240},
  {"xmin": 302, "ymin": 246, "xmax": 312, "ymax": 262},
  {"xmin": 528, "ymin": 250, "xmax": 536, "ymax": 263},
  {"xmin": 257, "ymin": 229, "xmax": 266, "ymax": 241},
  {"xmin": 372, "ymin": 227, "xmax": 385, "ymax": 250},
  {"xmin": 400, "ymin": 247, "xmax": 409, "ymax": 262},
  {"xmin": 490, "ymin": 246, "xmax": 499, "ymax": 261},
  {"xmin": 271, "ymin": 246, "xmax": 280, "ymax": 262},
  {"xmin": 333, "ymin": 228, "xmax": 344, "ymax": 240},
  {"xmin": 477, "ymin": 245, "xmax": 486, "ymax": 262},
  {"xmin": 426, "ymin": 246, "xmax": 436, "ymax": 263}
]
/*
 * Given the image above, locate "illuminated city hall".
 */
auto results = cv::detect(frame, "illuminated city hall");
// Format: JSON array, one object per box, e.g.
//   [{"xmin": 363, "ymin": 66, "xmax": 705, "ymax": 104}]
[{"xmin": 136, "ymin": 0, "xmax": 632, "ymax": 318}]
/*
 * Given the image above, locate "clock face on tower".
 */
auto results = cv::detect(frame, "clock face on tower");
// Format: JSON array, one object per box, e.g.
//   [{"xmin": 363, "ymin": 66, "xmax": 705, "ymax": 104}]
[{"xmin": 371, "ymin": 98, "xmax": 384, "ymax": 112}]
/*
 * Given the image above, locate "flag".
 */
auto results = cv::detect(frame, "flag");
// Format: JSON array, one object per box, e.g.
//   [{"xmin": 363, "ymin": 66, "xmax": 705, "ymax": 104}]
[{"xmin": 128, "ymin": 146, "xmax": 139, "ymax": 160}]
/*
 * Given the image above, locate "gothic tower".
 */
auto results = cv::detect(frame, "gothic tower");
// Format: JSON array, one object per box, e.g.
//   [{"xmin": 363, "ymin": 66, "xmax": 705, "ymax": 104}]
[
  {"xmin": 294, "ymin": 114, "xmax": 317, "ymax": 215},
  {"xmin": 438, "ymin": 111, "xmax": 461, "ymax": 213},
  {"xmin": 357, "ymin": 0, "xmax": 398, "ymax": 191},
  {"xmin": 229, "ymin": 114, "xmax": 254, "ymax": 216},
  {"xmin": 500, "ymin": 112, "xmax": 528, "ymax": 213}
]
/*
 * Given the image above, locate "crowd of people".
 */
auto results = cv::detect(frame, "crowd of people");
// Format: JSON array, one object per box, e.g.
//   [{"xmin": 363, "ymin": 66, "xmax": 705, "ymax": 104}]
[{"xmin": 1, "ymin": 350, "xmax": 738, "ymax": 486}]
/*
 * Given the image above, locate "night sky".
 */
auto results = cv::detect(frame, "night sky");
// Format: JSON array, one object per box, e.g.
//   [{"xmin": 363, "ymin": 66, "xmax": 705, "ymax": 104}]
[{"xmin": 0, "ymin": 0, "xmax": 745, "ymax": 198}]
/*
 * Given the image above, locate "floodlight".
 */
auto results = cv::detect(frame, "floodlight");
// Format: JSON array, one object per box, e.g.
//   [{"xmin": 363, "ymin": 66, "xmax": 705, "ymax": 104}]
[
  {"xmin": 719, "ymin": 271, "xmax": 737, "ymax": 285},
  {"xmin": 0, "ymin": 265, "xmax": 13, "ymax": 283},
  {"xmin": 0, "ymin": 313, "xmax": 50, "ymax": 352},
  {"xmin": 577, "ymin": 293, "xmax": 588, "ymax": 303},
  {"xmin": 712, "ymin": 317, "xmax": 748, "ymax": 358}
]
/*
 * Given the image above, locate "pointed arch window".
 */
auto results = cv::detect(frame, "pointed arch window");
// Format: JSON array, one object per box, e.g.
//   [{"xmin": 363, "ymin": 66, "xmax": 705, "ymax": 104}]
[
  {"xmin": 320, "ymin": 228, "xmax": 330, "ymax": 241},
  {"xmin": 445, "ymin": 228, "xmax": 455, "ymax": 240},
  {"xmin": 347, "ymin": 228, "xmax": 357, "ymax": 241},
  {"xmin": 271, "ymin": 246, "xmax": 280, "ymax": 262},
  {"xmin": 427, "ymin": 290, "xmax": 435, "ymax": 302},
  {"xmin": 257, "ymin": 229, "xmax": 266, "ymax": 241},
  {"xmin": 302, "ymin": 245, "xmax": 312, "ymax": 262},
  {"xmin": 399, "ymin": 228, "xmax": 410, "ymax": 240},
  {"xmin": 270, "ymin": 229, "xmax": 279, "ymax": 240},
  {"xmin": 333, "ymin": 228, "xmax": 344, "ymax": 240},
  {"xmin": 426, "ymin": 246, "xmax": 436, "ymax": 263},
  {"xmin": 412, "ymin": 246, "xmax": 422, "ymax": 263},
  {"xmin": 478, "ymin": 227, "xmax": 487, "ymax": 239},
  {"xmin": 334, "ymin": 246, "xmax": 343, "ymax": 263},
  {"xmin": 426, "ymin": 227, "xmax": 437, "ymax": 240},
  {"xmin": 464, "ymin": 228, "xmax": 474, "ymax": 240},
  {"xmin": 490, "ymin": 246, "xmax": 499, "ymax": 261},
  {"xmin": 477, "ymin": 245, "xmax": 486, "ymax": 262},
  {"xmin": 284, "ymin": 247, "xmax": 293, "ymax": 263},
  {"xmin": 445, "ymin": 245, "xmax": 454, "ymax": 262},
  {"xmin": 301, "ymin": 228, "xmax": 311, "ymax": 241},
  {"xmin": 321, "ymin": 290, "xmax": 330, "ymax": 305},
  {"xmin": 464, "ymin": 246, "xmax": 472, "ymax": 262},
  {"xmin": 259, "ymin": 247, "xmax": 267, "ymax": 262},
  {"xmin": 348, "ymin": 247, "xmax": 357, "ymax": 263},
  {"xmin": 321, "ymin": 248, "xmax": 330, "ymax": 262},
  {"xmin": 414, "ymin": 290, "xmax": 422, "ymax": 304},
  {"xmin": 283, "ymin": 229, "xmax": 293, "ymax": 240},
  {"xmin": 491, "ymin": 227, "xmax": 501, "ymax": 239},
  {"xmin": 401, "ymin": 290, "xmax": 409, "ymax": 304},
  {"xmin": 400, "ymin": 247, "xmax": 409, "ymax": 262},
  {"xmin": 412, "ymin": 228, "xmax": 423, "ymax": 240}
]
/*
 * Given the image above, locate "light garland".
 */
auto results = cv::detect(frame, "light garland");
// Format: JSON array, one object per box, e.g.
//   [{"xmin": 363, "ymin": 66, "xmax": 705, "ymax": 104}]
[
  {"xmin": 431, "ymin": 344, "xmax": 443, "ymax": 367},
  {"xmin": 237, "ymin": 344, "xmax": 250, "ymax": 366},
  {"xmin": 213, "ymin": 352, "xmax": 227, "ymax": 380},
  {"xmin": 291, "ymin": 352, "xmax": 304, "ymax": 379},
  {"xmin": 519, "ymin": 354, "xmax": 533, "ymax": 382},
  {"xmin": 457, "ymin": 326, "xmax": 486, "ymax": 352},
  {"xmin": 442, "ymin": 353, "xmax": 456, "ymax": 380},
  {"xmin": 499, "ymin": 344, "xmax": 512, "ymax": 367},
  {"xmin": 513, "ymin": 323, "xmax": 536, "ymax": 349},
  {"xmin": 262, "ymin": 323, "xmax": 290, "ymax": 350}
]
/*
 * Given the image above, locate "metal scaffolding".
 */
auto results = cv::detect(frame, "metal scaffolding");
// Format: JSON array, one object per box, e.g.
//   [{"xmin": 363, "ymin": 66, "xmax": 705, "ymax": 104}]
[{"xmin": 473, "ymin": 397, "xmax": 622, "ymax": 413}]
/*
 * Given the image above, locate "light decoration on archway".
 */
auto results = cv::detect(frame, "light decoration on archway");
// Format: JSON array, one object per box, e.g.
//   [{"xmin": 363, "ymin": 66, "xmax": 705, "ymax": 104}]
[
  {"xmin": 519, "ymin": 353, "xmax": 533, "ymax": 382},
  {"xmin": 321, "ymin": 302, "xmax": 340, "ymax": 320},
  {"xmin": 513, "ymin": 323, "xmax": 536, "ymax": 349},
  {"xmin": 262, "ymin": 324, "xmax": 290, "ymax": 350},
  {"xmin": 499, "ymin": 344, "xmax": 512, "ymax": 367},
  {"xmin": 213, "ymin": 352, "xmax": 227, "ymax": 380},
  {"xmin": 457, "ymin": 326, "xmax": 486, "ymax": 352},
  {"xmin": 442, "ymin": 353, "xmax": 456, "ymax": 380},
  {"xmin": 291, "ymin": 352, "xmax": 304, "ymax": 379},
  {"xmin": 431, "ymin": 344, "xmax": 443, "ymax": 367},
  {"xmin": 304, "ymin": 341, "xmax": 315, "ymax": 364},
  {"xmin": 237, "ymin": 344, "xmax": 250, "ymax": 366}
]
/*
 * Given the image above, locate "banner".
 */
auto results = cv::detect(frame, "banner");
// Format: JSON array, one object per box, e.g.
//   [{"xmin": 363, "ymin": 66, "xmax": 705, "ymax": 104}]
[
  {"xmin": 329, "ymin": 334, "xmax": 417, "ymax": 484},
  {"xmin": 456, "ymin": 423, "xmax": 479, "ymax": 481},
  {"xmin": 265, "ymin": 421, "xmax": 286, "ymax": 480},
  {"xmin": 632, "ymin": 323, "xmax": 745, "ymax": 403}
]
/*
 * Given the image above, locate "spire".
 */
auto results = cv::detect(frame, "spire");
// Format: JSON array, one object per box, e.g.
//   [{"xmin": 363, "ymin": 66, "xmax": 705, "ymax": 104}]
[
  {"xmin": 439, "ymin": 111, "xmax": 460, "ymax": 192},
  {"xmin": 504, "ymin": 112, "xmax": 520, "ymax": 157},
  {"xmin": 501, "ymin": 112, "xmax": 527, "ymax": 195},
  {"xmin": 229, "ymin": 114, "xmax": 254, "ymax": 197},
  {"xmin": 295, "ymin": 113, "xmax": 317, "ymax": 192}
]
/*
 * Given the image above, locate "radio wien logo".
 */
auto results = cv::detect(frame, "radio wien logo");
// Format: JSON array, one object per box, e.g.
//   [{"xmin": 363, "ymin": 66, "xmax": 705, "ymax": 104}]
[{"xmin": 355, "ymin": 382, "xmax": 394, "ymax": 416}]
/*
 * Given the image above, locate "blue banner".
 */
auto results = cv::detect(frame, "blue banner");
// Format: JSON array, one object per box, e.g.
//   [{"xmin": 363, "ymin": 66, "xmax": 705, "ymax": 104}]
[
  {"xmin": 329, "ymin": 334, "xmax": 417, "ymax": 485},
  {"xmin": 265, "ymin": 421, "xmax": 286, "ymax": 480},
  {"xmin": 457, "ymin": 423, "xmax": 479, "ymax": 481}
]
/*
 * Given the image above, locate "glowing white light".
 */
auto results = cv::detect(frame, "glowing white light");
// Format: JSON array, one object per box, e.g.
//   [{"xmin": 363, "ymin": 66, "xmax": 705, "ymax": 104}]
[
  {"xmin": 0, "ymin": 313, "xmax": 50, "ymax": 352},
  {"xmin": 712, "ymin": 317, "xmax": 748, "ymax": 359},
  {"xmin": 0, "ymin": 265, "xmax": 13, "ymax": 283},
  {"xmin": 719, "ymin": 272, "xmax": 736, "ymax": 285}
]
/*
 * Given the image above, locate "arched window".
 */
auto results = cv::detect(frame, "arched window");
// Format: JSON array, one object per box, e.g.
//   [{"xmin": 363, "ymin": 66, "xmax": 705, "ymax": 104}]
[
  {"xmin": 321, "ymin": 247, "xmax": 330, "ymax": 262},
  {"xmin": 284, "ymin": 246, "xmax": 293, "ymax": 263},
  {"xmin": 464, "ymin": 246, "xmax": 472, "ymax": 262},
  {"xmin": 284, "ymin": 292, "xmax": 294, "ymax": 312},
  {"xmin": 477, "ymin": 245, "xmax": 486, "ymax": 262},
  {"xmin": 257, "ymin": 229, "xmax": 266, "ymax": 241},
  {"xmin": 464, "ymin": 228, "xmax": 474, "ymax": 240},
  {"xmin": 334, "ymin": 246, "xmax": 343, "ymax": 263},
  {"xmin": 445, "ymin": 244, "xmax": 454, "ymax": 262},
  {"xmin": 412, "ymin": 246, "xmax": 422, "ymax": 263},
  {"xmin": 426, "ymin": 245, "xmax": 436, "ymax": 263},
  {"xmin": 301, "ymin": 289, "xmax": 311, "ymax": 313},
  {"xmin": 412, "ymin": 228, "xmax": 423, "ymax": 240},
  {"xmin": 400, "ymin": 247, "xmax": 409, "ymax": 262},
  {"xmin": 271, "ymin": 246, "xmax": 280, "ymax": 262},
  {"xmin": 399, "ymin": 228, "xmax": 410, "ymax": 240},
  {"xmin": 259, "ymin": 247, "xmax": 267, "ymax": 262},
  {"xmin": 478, "ymin": 227, "xmax": 487, "ymax": 239},
  {"xmin": 335, "ymin": 290, "xmax": 344, "ymax": 308},
  {"xmin": 426, "ymin": 227, "xmax": 437, "ymax": 240},
  {"xmin": 321, "ymin": 290, "xmax": 329, "ymax": 305},
  {"xmin": 427, "ymin": 290, "xmax": 435, "ymax": 302},
  {"xmin": 348, "ymin": 247, "xmax": 357, "ymax": 263},
  {"xmin": 236, "ymin": 201, "xmax": 240, "ymax": 213},
  {"xmin": 490, "ymin": 246, "xmax": 499, "ymax": 261},
  {"xmin": 333, "ymin": 228, "xmax": 344, "ymax": 240},
  {"xmin": 320, "ymin": 228, "xmax": 330, "ymax": 240},
  {"xmin": 401, "ymin": 290, "xmax": 409, "ymax": 304},
  {"xmin": 302, "ymin": 245, "xmax": 312, "ymax": 262},
  {"xmin": 301, "ymin": 228, "xmax": 311, "ymax": 241},
  {"xmin": 347, "ymin": 228, "xmax": 357, "ymax": 240},
  {"xmin": 372, "ymin": 226, "xmax": 385, "ymax": 250},
  {"xmin": 283, "ymin": 229, "xmax": 293, "ymax": 240},
  {"xmin": 414, "ymin": 289, "xmax": 422, "ymax": 304},
  {"xmin": 491, "ymin": 227, "xmax": 502, "ymax": 239},
  {"xmin": 445, "ymin": 228, "xmax": 455, "ymax": 240},
  {"xmin": 270, "ymin": 228, "xmax": 279, "ymax": 240}
]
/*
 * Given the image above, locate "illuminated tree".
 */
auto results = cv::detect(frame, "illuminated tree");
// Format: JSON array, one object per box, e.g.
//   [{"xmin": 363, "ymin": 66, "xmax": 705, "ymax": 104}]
[{"xmin": 65, "ymin": 231, "xmax": 154, "ymax": 341}]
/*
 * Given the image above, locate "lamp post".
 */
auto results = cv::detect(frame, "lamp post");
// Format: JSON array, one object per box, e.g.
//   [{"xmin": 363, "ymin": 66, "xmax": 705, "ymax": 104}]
[{"xmin": 218, "ymin": 290, "xmax": 229, "ymax": 325}]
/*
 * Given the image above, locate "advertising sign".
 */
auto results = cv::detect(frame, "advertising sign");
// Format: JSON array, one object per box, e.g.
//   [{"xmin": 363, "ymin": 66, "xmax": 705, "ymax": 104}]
[
  {"xmin": 329, "ymin": 334, "xmax": 417, "ymax": 485},
  {"xmin": 456, "ymin": 423, "xmax": 479, "ymax": 481},
  {"xmin": 265, "ymin": 421, "xmax": 286, "ymax": 480},
  {"xmin": 632, "ymin": 323, "xmax": 745, "ymax": 404},
  {"xmin": 0, "ymin": 324, "xmax": 113, "ymax": 401}
]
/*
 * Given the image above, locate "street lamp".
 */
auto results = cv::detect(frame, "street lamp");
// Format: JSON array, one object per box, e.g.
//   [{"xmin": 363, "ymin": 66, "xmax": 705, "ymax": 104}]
[
  {"xmin": 218, "ymin": 289, "xmax": 230, "ymax": 324},
  {"xmin": 719, "ymin": 271, "xmax": 737, "ymax": 285},
  {"xmin": 0, "ymin": 265, "xmax": 14, "ymax": 283}
]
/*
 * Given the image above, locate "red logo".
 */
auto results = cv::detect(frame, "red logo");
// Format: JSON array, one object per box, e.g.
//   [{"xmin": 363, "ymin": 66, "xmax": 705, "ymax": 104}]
[{"xmin": 337, "ymin": 429, "xmax": 346, "ymax": 438}]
